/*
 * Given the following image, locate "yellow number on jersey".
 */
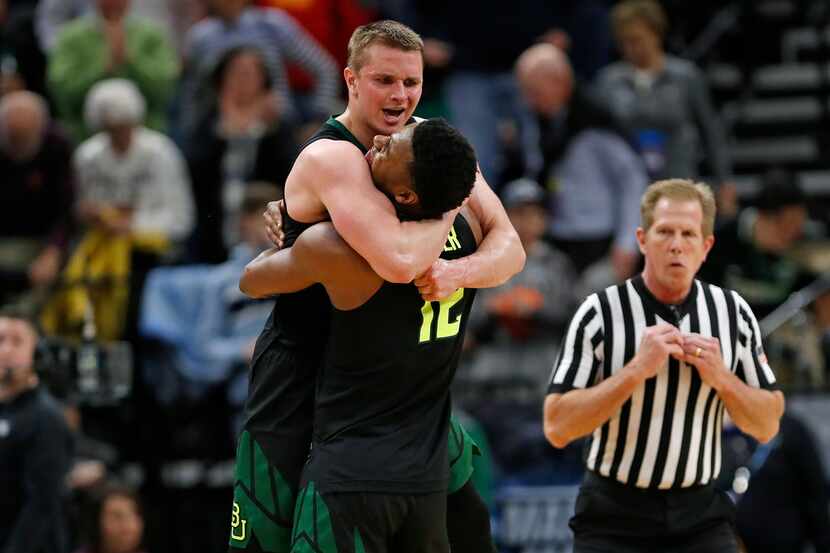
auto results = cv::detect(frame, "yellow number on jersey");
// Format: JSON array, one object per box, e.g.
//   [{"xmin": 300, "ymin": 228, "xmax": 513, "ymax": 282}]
[{"xmin": 419, "ymin": 288, "xmax": 465, "ymax": 343}]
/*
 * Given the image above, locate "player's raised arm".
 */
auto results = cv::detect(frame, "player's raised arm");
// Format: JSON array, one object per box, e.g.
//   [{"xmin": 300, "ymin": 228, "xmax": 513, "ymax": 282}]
[
  {"xmin": 463, "ymin": 171, "xmax": 526, "ymax": 284},
  {"xmin": 288, "ymin": 140, "xmax": 457, "ymax": 284},
  {"xmin": 414, "ymin": 170, "xmax": 526, "ymax": 301}
]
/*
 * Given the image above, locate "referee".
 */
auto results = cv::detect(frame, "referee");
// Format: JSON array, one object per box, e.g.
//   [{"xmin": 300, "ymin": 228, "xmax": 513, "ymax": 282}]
[{"xmin": 544, "ymin": 179, "xmax": 785, "ymax": 552}]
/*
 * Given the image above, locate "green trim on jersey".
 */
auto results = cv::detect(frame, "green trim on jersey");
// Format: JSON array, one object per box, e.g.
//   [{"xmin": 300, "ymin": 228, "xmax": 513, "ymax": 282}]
[
  {"xmin": 448, "ymin": 415, "xmax": 481, "ymax": 494},
  {"xmin": 229, "ymin": 431, "xmax": 295, "ymax": 552},
  {"xmin": 290, "ymin": 482, "xmax": 340, "ymax": 553},
  {"xmin": 325, "ymin": 117, "xmax": 367, "ymax": 153}
]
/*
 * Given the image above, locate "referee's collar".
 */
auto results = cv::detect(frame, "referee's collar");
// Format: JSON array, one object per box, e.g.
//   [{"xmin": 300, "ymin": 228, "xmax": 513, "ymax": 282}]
[{"xmin": 632, "ymin": 274, "xmax": 698, "ymax": 325}]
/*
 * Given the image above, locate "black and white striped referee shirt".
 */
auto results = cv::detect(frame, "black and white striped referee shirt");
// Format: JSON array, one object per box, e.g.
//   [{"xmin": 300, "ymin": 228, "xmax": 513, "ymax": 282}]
[{"xmin": 547, "ymin": 275, "xmax": 777, "ymax": 490}]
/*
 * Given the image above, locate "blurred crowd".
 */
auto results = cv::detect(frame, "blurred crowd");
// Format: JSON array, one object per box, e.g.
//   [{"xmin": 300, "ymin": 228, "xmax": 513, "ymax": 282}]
[{"xmin": 1, "ymin": 0, "xmax": 829, "ymax": 552}]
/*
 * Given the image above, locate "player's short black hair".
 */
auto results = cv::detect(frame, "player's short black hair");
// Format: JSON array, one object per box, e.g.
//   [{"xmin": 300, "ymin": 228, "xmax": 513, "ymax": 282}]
[{"xmin": 409, "ymin": 118, "xmax": 477, "ymax": 220}]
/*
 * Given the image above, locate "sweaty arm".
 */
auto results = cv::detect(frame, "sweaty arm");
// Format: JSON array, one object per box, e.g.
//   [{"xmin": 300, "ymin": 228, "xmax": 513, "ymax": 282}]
[
  {"xmin": 240, "ymin": 222, "xmax": 382, "ymax": 310},
  {"xmin": 451, "ymin": 172, "xmax": 525, "ymax": 287},
  {"xmin": 414, "ymin": 172, "xmax": 526, "ymax": 300},
  {"xmin": 286, "ymin": 141, "xmax": 458, "ymax": 284}
]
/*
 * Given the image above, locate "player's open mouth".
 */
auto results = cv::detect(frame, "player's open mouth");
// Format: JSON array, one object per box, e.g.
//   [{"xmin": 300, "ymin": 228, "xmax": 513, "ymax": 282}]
[{"xmin": 382, "ymin": 108, "xmax": 405, "ymax": 122}]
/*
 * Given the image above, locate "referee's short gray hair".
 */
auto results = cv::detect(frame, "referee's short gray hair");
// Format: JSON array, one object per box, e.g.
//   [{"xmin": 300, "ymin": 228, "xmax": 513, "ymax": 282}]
[
  {"xmin": 84, "ymin": 78, "xmax": 146, "ymax": 132},
  {"xmin": 640, "ymin": 178, "xmax": 716, "ymax": 237}
]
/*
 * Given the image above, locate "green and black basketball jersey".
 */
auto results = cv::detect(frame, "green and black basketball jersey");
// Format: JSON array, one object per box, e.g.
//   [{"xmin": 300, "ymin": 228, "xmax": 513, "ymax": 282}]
[
  {"xmin": 242, "ymin": 117, "xmax": 369, "ymax": 438},
  {"xmin": 304, "ymin": 214, "xmax": 478, "ymax": 495},
  {"xmin": 231, "ymin": 119, "xmax": 381, "ymax": 553}
]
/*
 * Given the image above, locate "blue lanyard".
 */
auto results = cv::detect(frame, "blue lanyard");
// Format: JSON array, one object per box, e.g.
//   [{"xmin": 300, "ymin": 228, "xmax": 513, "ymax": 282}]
[
  {"xmin": 747, "ymin": 436, "xmax": 780, "ymax": 473},
  {"xmin": 731, "ymin": 435, "xmax": 781, "ymax": 500}
]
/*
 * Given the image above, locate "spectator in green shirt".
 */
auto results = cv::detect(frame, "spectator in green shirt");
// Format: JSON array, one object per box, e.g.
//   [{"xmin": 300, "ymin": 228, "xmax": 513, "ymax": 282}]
[{"xmin": 46, "ymin": 0, "xmax": 177, "ymax": 143}]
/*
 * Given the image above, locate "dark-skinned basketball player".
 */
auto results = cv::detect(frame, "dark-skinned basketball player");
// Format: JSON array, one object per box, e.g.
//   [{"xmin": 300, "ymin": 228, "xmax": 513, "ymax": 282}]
[
  {"xmin": 228, "ymin": 20, "xmax": 522, "ymax": 553},
  {"xmin": 243, "ymin": 118, "xmax": 483, "ymax": 553}
]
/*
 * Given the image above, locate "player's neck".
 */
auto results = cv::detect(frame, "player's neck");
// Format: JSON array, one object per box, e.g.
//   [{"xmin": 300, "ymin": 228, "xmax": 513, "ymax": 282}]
[{"xmin": 336, "ymin": 110, "xmax": 374, "ymax": 151}]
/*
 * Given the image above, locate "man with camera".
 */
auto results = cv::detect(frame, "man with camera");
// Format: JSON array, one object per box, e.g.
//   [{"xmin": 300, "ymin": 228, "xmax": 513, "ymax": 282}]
[{"xmin": 0, "ymin": 311, "xmax": 74, "ymax": 553}]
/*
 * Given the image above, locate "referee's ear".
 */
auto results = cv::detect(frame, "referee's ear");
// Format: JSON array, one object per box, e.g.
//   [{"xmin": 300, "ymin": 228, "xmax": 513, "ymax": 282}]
[
  {"xmin": 702, "ymin": 234, "xmax": 715, "ymax": 260},
  {"xmin": 636, "ymin": 226, "xmax": 647, "ymax": 255}
]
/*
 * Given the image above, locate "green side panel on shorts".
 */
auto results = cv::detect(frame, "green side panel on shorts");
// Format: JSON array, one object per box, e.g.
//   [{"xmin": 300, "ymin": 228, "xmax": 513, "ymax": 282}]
[
  {"xmin": 229, "ymin": 431, "xmax": 295, "ymax": 553},
  {"xmin": 448, "ymin": 415, "xmax": 482, "ymax": 494},
  {"xmin": 354, "ymin": 529, "xmax": 366, "ymax": 553},
  {"xmin": 290, "ymin": 482, "xmax": 338, "ymax": 553}
]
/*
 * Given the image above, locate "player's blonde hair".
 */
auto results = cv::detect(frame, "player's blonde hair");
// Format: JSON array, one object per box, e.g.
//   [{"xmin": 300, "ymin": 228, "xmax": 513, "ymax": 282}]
[
  {"xmin": 347, "ymin": 20, "xmax": 423, "ymax": 72},
  {"xmin": 640, "ymin": 179, "xmax": 716, "ymax": 237}
]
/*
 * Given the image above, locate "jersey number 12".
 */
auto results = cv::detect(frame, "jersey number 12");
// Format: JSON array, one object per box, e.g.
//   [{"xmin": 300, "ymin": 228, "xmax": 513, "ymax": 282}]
[{"xmin": 419, "ymin": 288, "xmax": 465, "ymax": 343}]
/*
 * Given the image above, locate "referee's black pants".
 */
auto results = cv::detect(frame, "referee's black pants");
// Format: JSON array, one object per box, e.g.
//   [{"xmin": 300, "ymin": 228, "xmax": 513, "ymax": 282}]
[{"xmin": 571, "ymin": 471, "xmax": 739, "ymax": 553}]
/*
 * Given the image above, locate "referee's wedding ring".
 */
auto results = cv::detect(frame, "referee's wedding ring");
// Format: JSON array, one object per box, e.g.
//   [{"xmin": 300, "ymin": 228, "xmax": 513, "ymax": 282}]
[{"xmin": 694, "ymin": 347, "xmax": 702, "ymax": 357}]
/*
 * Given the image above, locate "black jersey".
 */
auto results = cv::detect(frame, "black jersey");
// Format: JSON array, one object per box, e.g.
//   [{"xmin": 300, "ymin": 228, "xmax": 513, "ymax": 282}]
[
  {"xmin": 304, "ymin": 214, "xmax": 478, "ymax": 495},
  {"xmin": 242, "ymin": 117, "xmax": 367, "ymax": 437},
  {"xmin": 265, "ymin": 118, "xmax": 367, "ymax": 349}
]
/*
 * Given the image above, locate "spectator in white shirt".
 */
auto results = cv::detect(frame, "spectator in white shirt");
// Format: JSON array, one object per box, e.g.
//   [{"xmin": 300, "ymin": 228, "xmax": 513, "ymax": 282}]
[{"xmin": 74, "ymin": 78, "xmax": 194, "ymax": 245}]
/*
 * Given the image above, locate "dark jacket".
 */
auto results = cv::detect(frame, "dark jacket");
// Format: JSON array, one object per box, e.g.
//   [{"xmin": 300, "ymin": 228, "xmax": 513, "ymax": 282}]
[
  {"xmin": 0, "ymin": 387, "xmax": 74, "ymax": 553},
  {"xmin": 0, "ymin": 124, "xmax": 75, "ymax": 246},
  {"xmin": 720, "ymin": 413, "xmax": 830, "ymax": 553}
]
